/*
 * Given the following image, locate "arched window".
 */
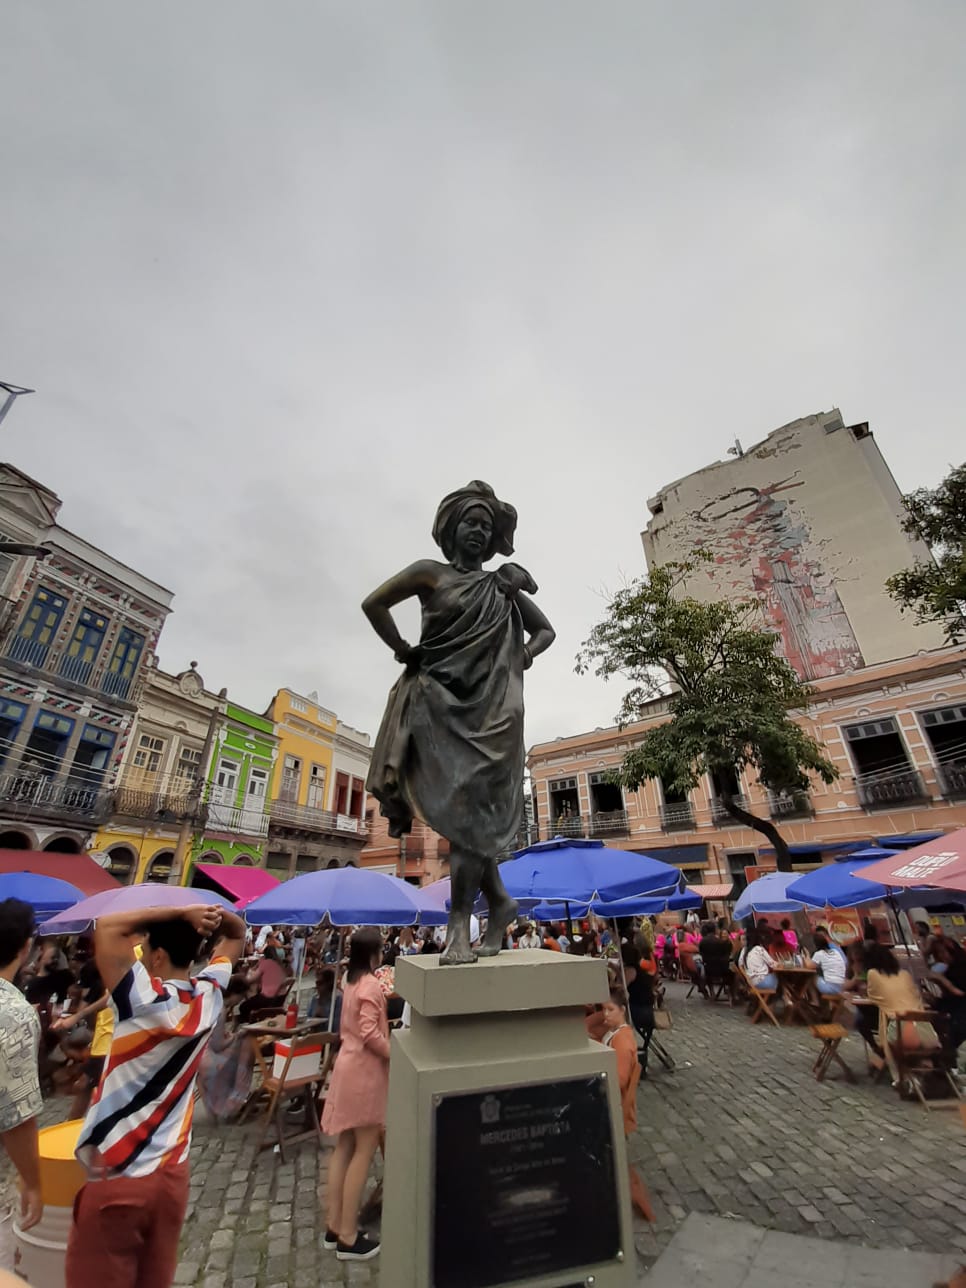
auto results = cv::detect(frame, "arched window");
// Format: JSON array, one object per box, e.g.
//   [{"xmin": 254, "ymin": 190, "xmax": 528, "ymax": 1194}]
[
  {"xmin": 106, "ymin": 846, "xmax": 137, "ymax": 884},
  {"xmin": 0, "ymin": 830, "xmax": 33, "ymax": 850},
  {"xmin": 42, "ymin": 835, "xmax": 83, "ymax": 854},
  {"xmin": 146, "ymin": 851, "xmax": 174, "ymax": 883},
  {"xmin": 234, "ymin": 854, "xmax": 255, "ymax": 866}
]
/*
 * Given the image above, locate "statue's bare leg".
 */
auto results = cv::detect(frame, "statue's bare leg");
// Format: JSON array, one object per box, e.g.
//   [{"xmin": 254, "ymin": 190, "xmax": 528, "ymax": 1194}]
[
  {"xmin": 476, "ymin": 855, "xmax": 518, "ymax": 958},
  {"xmin": 440, "ymin": 847, "xmax": 481, "ymax": 966}
]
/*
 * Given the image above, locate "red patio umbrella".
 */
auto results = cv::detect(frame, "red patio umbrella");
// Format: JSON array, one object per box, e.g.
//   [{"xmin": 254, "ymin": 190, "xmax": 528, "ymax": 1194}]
[{"xmin": 856, "ymin": 826, "xmax": 966, "ymax": 895}]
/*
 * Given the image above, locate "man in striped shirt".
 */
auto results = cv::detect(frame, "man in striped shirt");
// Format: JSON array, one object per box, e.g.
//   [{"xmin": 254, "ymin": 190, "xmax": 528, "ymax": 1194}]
[{"xmin": 66, "ymin": 902, "xmax": 245, "ymax": 1288}]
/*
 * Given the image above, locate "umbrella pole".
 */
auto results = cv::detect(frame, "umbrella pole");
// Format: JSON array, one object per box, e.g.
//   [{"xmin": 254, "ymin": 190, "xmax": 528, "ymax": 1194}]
[
  {"xmin": 614, "ymin": 919, "xmax": 628, "ymax": 996},
  {"xmin": 887, "ymin": 897, "xmax": 912, "ymax": 958},
  {"xmin": 328, "ymin": 927, "xmax": 346, "ymax": 1031},
  {"xmin": 566, "ymin": 901, "xmax": 574, "ymax": 944}
]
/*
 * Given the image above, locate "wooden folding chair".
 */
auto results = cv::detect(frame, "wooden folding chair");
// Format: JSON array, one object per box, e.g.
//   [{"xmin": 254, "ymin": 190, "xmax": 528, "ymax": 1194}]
[
  {"xmin": 704, "ymin": 966, "xmax": 732, "ymax": 1004},
  {"xmin": 809, "ymin": 1023, "xmax": 856, "ymax": 1083},
  {"xmin": 736, "ymin": 965, "xmax": 779, "ymax": 1027},
  {"xmin": 887, "ymin": 1011, "xmax": 962, "ymax": 1111},
  {"xmin": 256, "ymin": 1031, "xmax": 330, "ymax": 1158}
]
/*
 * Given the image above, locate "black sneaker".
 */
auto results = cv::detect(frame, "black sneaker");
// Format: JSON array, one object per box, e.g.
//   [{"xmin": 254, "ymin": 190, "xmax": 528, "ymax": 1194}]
[
  {"xmin": 336, "ymin": 1233, "xmax": 381, "ymax": 1261},
  {"xmin": 322, "ymin": 1229, "xmax": 339, "ymax": 1250}
]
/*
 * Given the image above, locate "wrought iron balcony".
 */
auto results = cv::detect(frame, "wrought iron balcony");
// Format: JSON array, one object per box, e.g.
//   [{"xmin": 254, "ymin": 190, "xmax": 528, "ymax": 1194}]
[
  {"xmin": 854, "ymin": 767, "xmax": 929, "ymax": 809},
  {"xmin": 551, "ymin": 814, "xmax": 584, "ymax": 839},
  {"xmin": 934, "ymin": 760, "xmax": 966, "ymax": 800},
  {"xmin": 112, "ymin": 784, "xmax": 204, "ymax": 824},
  {"xmin": 587, "ymin": 809, "xmax": 629, "ymax": 837},
  {"xmin": 4, "ymin": 634, "xmax": 137, "ymax": 704},
  {"xmin": 710, "ymin": 794, "xmax": 749, "ymax": 823},
  {"xmin": 206, "ymin": 800, "xmax": 270, "ymax": 838},
  {"xmin": 766, "ymin": 790, "xmax": 813, "ymax": 820},
  {"xmin": 268, "ymin": 798, "xmax": 368, "ymax": 840},
  {"xmin": 659, "ymin": 801, "xmax": 695, "ymax": 830},
  {"xmin": 0, "ymin": 770, "xmax": 113, "ymax": 824}
]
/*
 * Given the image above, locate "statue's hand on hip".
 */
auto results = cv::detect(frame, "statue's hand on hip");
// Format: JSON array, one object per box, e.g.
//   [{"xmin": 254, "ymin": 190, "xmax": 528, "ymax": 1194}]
[{"xmin": 394, "ymin": 642, "xmax": 423, "ymax": 674}]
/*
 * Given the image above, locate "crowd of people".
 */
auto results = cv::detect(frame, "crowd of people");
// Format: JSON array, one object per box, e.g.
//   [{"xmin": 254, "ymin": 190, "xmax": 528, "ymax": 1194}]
[{"xmin": 2, "ymin": 893, "xmax": 964, "ymax": 1284}]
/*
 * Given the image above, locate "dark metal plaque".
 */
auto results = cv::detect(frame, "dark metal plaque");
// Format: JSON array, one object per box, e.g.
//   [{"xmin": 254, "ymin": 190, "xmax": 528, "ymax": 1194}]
[{"xmin": 432, "ymin": 1075, "xmax": 620, "ymax": 1288}]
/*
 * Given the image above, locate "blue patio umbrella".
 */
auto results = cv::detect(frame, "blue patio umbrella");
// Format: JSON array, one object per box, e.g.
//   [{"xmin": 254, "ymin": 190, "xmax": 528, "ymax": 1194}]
[
  {"xmin": 499, "ymin": 837, "xmax": 682, "ymax": 905},
  {"xmin": 592, "ymin": 887, "xmax": 702, "ymax": 917},
  {"xmin": 420, "ymin": 876, "xmax": 540, "ymax": 923},
  {"xmin": 786, "ymin": 856, "xmax": 902, "ymax": 910},
  {"xmin": 244, "ymin": 867, "xmax": 430, "ymax": 927},
  {"xmin": 732, "ymin": 872, "xmax": 806, "ymax": 921},
  {"xmin": 529, "ymin": 888, "xmax": 700, "ymax": 922},
  {"xmin": 0, "ymin": 872, "xmax": 84, "ymax": 921}
]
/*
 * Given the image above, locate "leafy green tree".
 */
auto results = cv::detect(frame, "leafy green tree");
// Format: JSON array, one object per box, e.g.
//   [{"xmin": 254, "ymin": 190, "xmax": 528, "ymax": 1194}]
[
  {"xmin": 576, "ymin": 558, "xmax": 838, "ymax": 872},
  {"xmin": 886, "ymin": 463, "xmax": 966, "ymax": 644}
]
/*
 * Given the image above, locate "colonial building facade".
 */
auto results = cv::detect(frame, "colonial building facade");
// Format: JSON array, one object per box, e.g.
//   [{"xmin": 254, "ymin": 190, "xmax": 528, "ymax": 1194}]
[
  {"xmin": 642, "ymin": 410, "xmax": 948, "ymax": 678},
  {"xmin": 529, "ymin": 647, "xmax": 966, "ymax": 893},
  {"xmin": 91, "ymin": 661, "xmax": 226, "ymax": 884},
  {"xmin": 0, "ymin": 464, "xmax": 172, "ymax": 857},
  {"xmin": 200, "ymin": 701, "xmax": 278, "ymax": 868},
  {"xmin": 264, "ymin": 689, "xmax": 370, "ymax": 877}
]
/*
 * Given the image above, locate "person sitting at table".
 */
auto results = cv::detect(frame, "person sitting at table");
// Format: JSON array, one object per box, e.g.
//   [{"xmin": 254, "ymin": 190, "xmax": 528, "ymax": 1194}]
[
  {"xmin": 239, "ymin": 952, "xmax": 289, "ymax": 1023},
  {"xmin": 308, "ymin": 966, "xmax": 343, "ymax": 1032},
  {"xmin": 699, "ymin": 921, "xmax": 732, "ymax": 995},
  {"xmin": 677, "ymin": 929, "xmax": 701, "ymax": 985},
  {"xmin": 198, "ymin": 975, "xmax": 255, "ymax": 1121},
  {"xmin": 811, "ymin": 931, "xmax": 847, "ymax": 997},
  {"xmin": 779, "ymin": 918, "xmax": 799, "ymax": 952},
  {"xmin": 739, "ymin": 924, "xmax": 779, "ymax": 991},
  {"xmin": 621, "ymin": 944, "xmax": 655, "ymax": 1075},
  {"xmin": 865, "ymin": 942, "xmax": 941, "ymax": 1077},
  {"xmin": 927, "ymin": 938, "xmax": 966, "ymax": 1053}
]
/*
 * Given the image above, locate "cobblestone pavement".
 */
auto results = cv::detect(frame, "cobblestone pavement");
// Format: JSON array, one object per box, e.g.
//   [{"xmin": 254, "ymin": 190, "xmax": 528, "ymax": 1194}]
[
  {"xmin": 6, "ymin": 981, "xmax": 964, "ymax": 1286},
  {"xmin": 629, "ymin": 982, "xmax": 966, "ymax": 1274}
]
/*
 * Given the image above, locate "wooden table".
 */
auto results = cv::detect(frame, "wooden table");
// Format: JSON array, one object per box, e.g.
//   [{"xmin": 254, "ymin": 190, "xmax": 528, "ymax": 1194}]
[{"xmin": 773, "ymin": 965, "xmax": 817, "ymax": 1026}]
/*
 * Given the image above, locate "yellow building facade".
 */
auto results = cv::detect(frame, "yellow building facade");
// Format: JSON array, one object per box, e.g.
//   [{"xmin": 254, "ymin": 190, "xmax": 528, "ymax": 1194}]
[
  {"xmin": 262, "ymin": 688, "xmax": 369, "ymax": 874},
  {"xmin": 268, "ymin": 688, "xmax": 336, "ymax": 812}
]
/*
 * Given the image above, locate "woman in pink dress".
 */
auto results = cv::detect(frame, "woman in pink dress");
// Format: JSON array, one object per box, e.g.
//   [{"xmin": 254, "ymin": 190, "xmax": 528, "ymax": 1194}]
[{"xmin": 321, "ymin": 929, "xmax": 391, "ymax": 1263}]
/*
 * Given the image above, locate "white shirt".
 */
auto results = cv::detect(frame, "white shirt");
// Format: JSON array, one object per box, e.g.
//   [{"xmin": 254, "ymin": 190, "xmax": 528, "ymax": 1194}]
[
  {"xmin": 518, "ymin": 932, "xmax": 542, "ymax": 950},
  {"xmin": 743, "ymin": 945, "xmax": 776, "ymax": 986},
  {"xmin": 812, "ymin": 947, "xmax": 846, "ymax": 989},
  {"xmin": 255, "ymin": 925, "xmax": 275, "ymax": 953}
]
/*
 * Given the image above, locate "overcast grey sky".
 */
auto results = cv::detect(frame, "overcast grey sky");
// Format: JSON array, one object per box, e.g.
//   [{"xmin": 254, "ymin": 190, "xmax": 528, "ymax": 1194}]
[{"xmin": 2, "ymin": 3, "xmax": 963, "ymax": 749}]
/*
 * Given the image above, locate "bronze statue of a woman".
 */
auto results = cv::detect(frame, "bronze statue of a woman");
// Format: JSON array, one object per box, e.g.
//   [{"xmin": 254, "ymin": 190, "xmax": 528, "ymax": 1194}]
[{"xmin": 363, "ymin": 481, "xmax": 555, "ymax": 964}]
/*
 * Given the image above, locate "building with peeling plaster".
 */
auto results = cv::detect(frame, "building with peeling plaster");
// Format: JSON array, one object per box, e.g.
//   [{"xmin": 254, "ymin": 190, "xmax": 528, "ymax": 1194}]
[
  {"xmin": 642, "ymin": 409, "xmax": 947, "ymax": 679},
  {"xmin": 527, "ymin": 410, "xmax": 965, "ymax": 896}
]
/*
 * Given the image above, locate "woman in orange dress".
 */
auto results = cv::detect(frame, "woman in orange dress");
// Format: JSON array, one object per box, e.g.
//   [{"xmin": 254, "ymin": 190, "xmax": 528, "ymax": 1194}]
[{"xmin": 321, "ymin": 929, "xmax": 391, "ymax": 1263}]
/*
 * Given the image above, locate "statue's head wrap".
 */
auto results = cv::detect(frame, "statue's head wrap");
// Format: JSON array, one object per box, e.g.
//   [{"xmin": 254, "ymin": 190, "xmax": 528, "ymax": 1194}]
[{"xmin": 432, "ymin": 480, "xmax": 517, "ymax": 562}]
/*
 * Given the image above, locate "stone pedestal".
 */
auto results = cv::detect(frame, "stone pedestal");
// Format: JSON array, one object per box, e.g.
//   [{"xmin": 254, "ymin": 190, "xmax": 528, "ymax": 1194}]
[{"xmin": 381, "ymin": 950, "xmax": 635, "ymax": 1288}]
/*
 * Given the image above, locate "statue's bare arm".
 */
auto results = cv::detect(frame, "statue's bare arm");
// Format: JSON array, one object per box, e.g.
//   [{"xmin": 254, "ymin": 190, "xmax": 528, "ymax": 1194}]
[
  {"xmin": 362, "ymin": 560, "xmax": 442, "ymax": 661},
  {"xmin": 518, "ymin": 593, "xmax": 556, "ymax": 667}
]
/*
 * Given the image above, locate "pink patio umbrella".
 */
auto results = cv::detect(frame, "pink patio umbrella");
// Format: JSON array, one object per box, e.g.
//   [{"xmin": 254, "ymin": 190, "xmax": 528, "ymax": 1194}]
[{"xmin": 856, "ymin": 826, "xmax": 966, "ymax": 896}]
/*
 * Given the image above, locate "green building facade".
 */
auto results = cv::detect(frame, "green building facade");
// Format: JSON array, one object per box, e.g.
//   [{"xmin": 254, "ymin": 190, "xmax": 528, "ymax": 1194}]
[{"xmin": 190, "ymin": 701, "xmax": 278, "ymax": 870}]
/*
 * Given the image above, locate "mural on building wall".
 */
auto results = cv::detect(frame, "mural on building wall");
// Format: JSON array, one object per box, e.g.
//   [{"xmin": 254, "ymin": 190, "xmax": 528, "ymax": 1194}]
[{"xmin": 688, "ymin": 472, "xmax": 865, "ymax": 680}]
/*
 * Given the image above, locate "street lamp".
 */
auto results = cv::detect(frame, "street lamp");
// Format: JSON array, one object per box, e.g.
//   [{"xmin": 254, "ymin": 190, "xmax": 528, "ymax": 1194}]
[{"xmin": 0, "ymin": 382, "xmax": 35, "ymax": 429}]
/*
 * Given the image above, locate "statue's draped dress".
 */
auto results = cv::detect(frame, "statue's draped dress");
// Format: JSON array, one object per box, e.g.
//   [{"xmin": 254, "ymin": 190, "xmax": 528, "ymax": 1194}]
[{"xmin": 366, "ymin": 567, "xmax": 525, "ymax": 857}]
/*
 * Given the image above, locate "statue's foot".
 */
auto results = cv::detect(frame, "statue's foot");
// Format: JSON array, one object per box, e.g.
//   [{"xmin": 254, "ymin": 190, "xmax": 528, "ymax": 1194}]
[
  {"xmin": 477, "ymin": 897, "xmax": 519, "ymax": 957},
  {"xmin": 439, "ymin": 939, "xmax": 478, "ymax": 966}
]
